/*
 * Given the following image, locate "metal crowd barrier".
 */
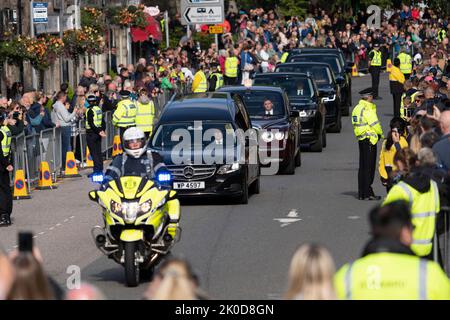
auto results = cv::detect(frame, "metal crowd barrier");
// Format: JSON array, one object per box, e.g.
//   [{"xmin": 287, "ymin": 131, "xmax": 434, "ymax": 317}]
[
  {"xmin": 10, "ymin": 94, "xmax": 174, "ymax": 192},
  {"xmin": 436, "ymin": 206, "xmax": 450, "ymax": 276}
]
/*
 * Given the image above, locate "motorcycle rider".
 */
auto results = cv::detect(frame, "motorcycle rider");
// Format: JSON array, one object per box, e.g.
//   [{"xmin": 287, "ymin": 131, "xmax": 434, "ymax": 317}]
[{"xmin": 104, "ymin": 127, "xmax": 180, "ymax": 242}]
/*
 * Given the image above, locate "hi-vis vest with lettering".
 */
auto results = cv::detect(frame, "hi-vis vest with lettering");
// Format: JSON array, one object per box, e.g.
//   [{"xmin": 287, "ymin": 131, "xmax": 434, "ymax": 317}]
[
  {"xmin": 112, "ymin": 98, "xmax": 137, "ymax": 127},
  {"xmin": 0, "ymin": 125, "xmax": 11, "ymax": 157},
  {"xmin": 225, "ymin": 57, "xmax": 238, "ymax": 78},
  {"xmin": 334, "ymin": 252, "xmax": 450, "ymax": 300},
  {"xmin": 351, "ymin": 99, "xmax": 383, "ymax": 145},
  {"xmin": 370, "ymin": 50, "xmax": 382, "ymax": 66},
  {"xmin": 85, "ymin": 106, "xmax": 102, "ymax": 130},
  {"xmin": 383, "ymin": 180, "xmax": 440, "ymax": 257}
]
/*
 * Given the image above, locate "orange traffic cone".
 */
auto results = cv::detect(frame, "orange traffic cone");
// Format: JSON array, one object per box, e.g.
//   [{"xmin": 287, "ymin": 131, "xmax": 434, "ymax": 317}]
[
  {"xmin": 386, "ymin": 58, "xmax": 393, "ymax": 73},
  {"xmin": 112, "ymin": 135, "xmax": 123, "ymax": 157},
  {"xmin": 13, "ymin": 169, "xmax": 31, "ymax": 199},
  {"xmin": 63, "ymin": 151, "xmax": 81, "ymax": 178},
  {"xmin": 85, "ymin": 146, "xmax": 94, "ymax": 168},
  {"xmin": 352, "ymin": 64, "xmax": 358, "ymax": 77},
  {"xmin": 37, "ymin": 161, "xmax": 57, "ymax": 190}
]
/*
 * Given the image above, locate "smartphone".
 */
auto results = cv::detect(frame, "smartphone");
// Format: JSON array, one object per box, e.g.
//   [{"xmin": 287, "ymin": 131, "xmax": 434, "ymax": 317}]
[
  {"xmin": 406, "ymin": 108, "xmax": 414, "ymax": 118},
  {"xmin": 426, "ymin": 104, "xmax": 434, "ymax": 115},
  {"xmin": 18, "ymin": 231, "xmax": 33, "ymax": 253},
  {"xmin": 13, "ymin": 111, "xmax": 20, "ymax": 120}
]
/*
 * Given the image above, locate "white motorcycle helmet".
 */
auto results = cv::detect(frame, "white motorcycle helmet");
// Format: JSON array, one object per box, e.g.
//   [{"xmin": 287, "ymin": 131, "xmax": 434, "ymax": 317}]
[{"xmin": 123, "ymin": 127, "xmax": 147, "ymax": 158}]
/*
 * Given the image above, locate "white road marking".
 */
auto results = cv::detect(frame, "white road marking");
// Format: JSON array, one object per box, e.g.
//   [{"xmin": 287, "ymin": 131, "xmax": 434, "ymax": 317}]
[
  {"xmin": 267, "ymin": 293, "xmax": 282, "ymax": 300},
  {"xmin": 70, "ymin": 216, "xmax": 75, "ymax": 219},
  {"xmin": 38, "ymin": 232, "xmax": 45, "ymax": 235},
  {"xmin": 49, "ymin": 227, "xmax": 54, "ymax": 231},
  {"xmin": 13, "ymin": 245, "xmax": 18, "ymax": 248},
  {"xmin": 56, "ymin": 223, "xmax": 62, "ymax": 227},
  {"xmin": 274, "ymin": 209, "xmax": 302, "ymax": 227},
  {"xmin": 64, "ymin": 219, "xmax": 69, "ymax": 223},
  {"xmin": 348, "ymin": 216, "xmax": 360, "ymax": 220},
  {"xmin": 33, "ymin": 236, "xmax": 37, "ymax": 239}
]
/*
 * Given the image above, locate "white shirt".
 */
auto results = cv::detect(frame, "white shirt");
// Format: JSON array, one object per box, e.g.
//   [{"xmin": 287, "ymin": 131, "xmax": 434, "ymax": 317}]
[
  {"xmin": 265, "ymin": 110, "xmax": 274, "ymax": 115},
  {"xmin": 181, "ymin": 67, "xmax": 194, "ymax": 81}
]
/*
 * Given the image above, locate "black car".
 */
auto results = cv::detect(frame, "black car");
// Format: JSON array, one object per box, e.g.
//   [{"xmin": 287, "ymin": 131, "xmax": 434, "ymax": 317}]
[
  {"xmin": 275, "ymin": 62, "xmax": 342, "ymax": 133},
  {"xmin": 150, "ymin": 92, "xmax": 260, "ymax": 204},
  {"xmin": 219, "ymin": 86, "xmax": 301, "ymax": 174},
  {"xmin": 252, "ymin": 73, "xmax": 326, "ymax": 152},
  {"xmin": 287, "ymin": 53, "xmax": 352, "ymax": 115},
  {"xmin": 287, "ymin": 48, "xmax": 354, "ymax": 68}
]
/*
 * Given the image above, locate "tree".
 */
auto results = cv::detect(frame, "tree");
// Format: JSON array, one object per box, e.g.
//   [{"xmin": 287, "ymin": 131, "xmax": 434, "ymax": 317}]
[{"xmin": 278, "ymin": 0, "xmax": 310, "ymax": 18}]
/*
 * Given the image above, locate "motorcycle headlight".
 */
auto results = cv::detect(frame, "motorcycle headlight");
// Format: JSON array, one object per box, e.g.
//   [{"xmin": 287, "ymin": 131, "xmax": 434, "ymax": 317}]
[
  {"xmin": 110, "ymin": 200, "xmax": 122, "ymax": 214},
  {"xmin": 217, "ymin": 162, "xmax": 240, "ymax": 175},
  {"xmin": 261, "ymin": 131, "xmax": 274, "ymax": 143},
  {"xmin": 139, "ymin": 200, "xmax": 152, "ymax": 214},
  {"xmin": 122, "ymin": 202, "xmax": 139, "ymax": 223},
  {"xmin": 274, "ymin": 131, "xmax": 285, "ymax": 140}
]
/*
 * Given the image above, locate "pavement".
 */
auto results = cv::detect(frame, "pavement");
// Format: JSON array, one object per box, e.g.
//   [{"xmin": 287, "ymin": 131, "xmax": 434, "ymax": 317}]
[{"xmin": 2, "ymin": 73, "xmax": 395, "ymax": 300}]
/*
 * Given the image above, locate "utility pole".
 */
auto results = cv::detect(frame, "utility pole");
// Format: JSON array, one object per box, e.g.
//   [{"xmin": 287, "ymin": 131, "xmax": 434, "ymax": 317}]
[
  {"xmin": 59, "ymin": 0, "xmax": 65, "ymax": 86},
  {"xmin": 30, "ymin": 0, "xmax": 37, "ymax": 90},
  {"xmin": 17, "ymin": 0, "xmax": 24, "ymax": 85}
]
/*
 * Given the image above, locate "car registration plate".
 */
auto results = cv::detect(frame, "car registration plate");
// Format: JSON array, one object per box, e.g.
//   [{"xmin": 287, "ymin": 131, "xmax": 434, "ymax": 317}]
[{"xmin": 173, "ymin": 182, "xmax": 205, "ymax": 189}]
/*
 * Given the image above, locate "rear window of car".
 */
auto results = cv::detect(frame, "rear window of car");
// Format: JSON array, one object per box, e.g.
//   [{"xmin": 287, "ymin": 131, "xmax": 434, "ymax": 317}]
[
  {"xmin": 253, "ymin": 75, "xmax": 314, "ymax": 98},
  {"xmin": 231, "ymin": 90, "xmax": 286, "ymax": 119},
  {"xmin": 275, "ymin": 65, "xmax": 333, "ymax": 86},
  {"xmin": 290, "ymin": 55, "xmax": 342, "ymax": 74}
]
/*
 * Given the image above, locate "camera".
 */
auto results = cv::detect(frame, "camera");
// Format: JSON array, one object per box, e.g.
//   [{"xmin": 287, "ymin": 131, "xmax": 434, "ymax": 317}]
[{"xmin": 13, "ymin": 111, "xmax": 20, "ymax": 120}]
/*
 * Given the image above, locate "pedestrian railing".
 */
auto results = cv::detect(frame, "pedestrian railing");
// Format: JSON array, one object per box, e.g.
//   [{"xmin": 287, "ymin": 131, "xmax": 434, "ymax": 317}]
[{"xmin": 9, "ymin": 92, "xmax": 172, "ymax": 194}]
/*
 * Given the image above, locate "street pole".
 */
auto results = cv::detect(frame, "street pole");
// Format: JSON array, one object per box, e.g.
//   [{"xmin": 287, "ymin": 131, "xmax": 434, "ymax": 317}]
[
  {"xmin": 30, "ymin": 0, "xmax": 37, "ymax": 90},
  {"xmin": 17, "ymin": 0, "xmax": 24, "ymax": 85},
  {"xmin": 215, "ymin": 34, "xmax": 219, "ymax": 52},
  {"xmin": 59, "ymin": 0, "xmax": 65, "ymax": 87},
  {"xmin": 165, "ymin": 11, "xmax": 169, "ymax": 48}
]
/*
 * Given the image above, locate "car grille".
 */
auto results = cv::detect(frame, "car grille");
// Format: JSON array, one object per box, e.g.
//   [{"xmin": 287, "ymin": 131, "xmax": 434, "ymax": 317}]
[{"xmin": 167, "ymin": 165, "xmax": 217, "ymax": 181}]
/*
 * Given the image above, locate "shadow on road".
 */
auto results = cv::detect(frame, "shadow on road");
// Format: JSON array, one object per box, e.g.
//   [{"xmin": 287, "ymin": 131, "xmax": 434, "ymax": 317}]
[{"xmin": 340, "ymin": 191, "xmax": 359, "ymax": 199}]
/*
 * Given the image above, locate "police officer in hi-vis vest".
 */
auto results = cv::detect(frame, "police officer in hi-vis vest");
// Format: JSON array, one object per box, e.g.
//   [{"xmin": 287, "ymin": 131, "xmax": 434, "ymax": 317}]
[
  {"xmin": 85, "ymin": 94, "xmax": 106, "ymax": 176},
  {"xmin": 112, "ymin": 90, "xmax": 137, "ymax": 141},
  {"xmin": 368, "ymin": 43, "xmax": 382, "ymax": 100},
  {"xmin": 335, "ymin": 201, "xmax": 450, "ymax": 300},
  {"xmin": 0, "ymin": 111, "xmax": 13, "ymax": 226},
  {"xmin": 352, "ymin": 89, "xmax": 384, "ymax": 200},
  {"xmin": 208, "ymin": 64, "xmax": 224, "ymax": 92}
]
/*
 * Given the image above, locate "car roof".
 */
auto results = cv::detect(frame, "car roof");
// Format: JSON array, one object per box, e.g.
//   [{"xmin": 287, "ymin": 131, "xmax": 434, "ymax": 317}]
[
  {"xmin": 254, "ymin": 72, "xmax": 311, "ymax": 79},
  {"xmin": 219, "ymin": 85, "xmax": 285, "ymax": 94},
  {"xmin": 292, "ymin": 48, "xmax": 343, "ymax": 53},
  {"xmin": 276, "ymin": 62, "xmax": 333, "ymax": 69},
  {"xmin": 159, "ymin": 93, "xmax": 235, "ymax": 123}
]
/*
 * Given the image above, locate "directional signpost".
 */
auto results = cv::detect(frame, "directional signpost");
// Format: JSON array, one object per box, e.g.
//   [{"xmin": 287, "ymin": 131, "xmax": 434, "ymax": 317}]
[{"xmin": 181, "ymin": 0, "xmax": 224, "ymax": 26}]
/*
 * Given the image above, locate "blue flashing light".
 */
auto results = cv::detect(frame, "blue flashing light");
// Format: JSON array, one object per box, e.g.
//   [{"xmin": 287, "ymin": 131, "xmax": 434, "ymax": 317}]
[
  {"xmin": 91, "ymin": 173, "xmax": 104, "ymax": 184},
  {"xmin": 157, "ymin": 172, "xmax": 172, "ymax": 183}
]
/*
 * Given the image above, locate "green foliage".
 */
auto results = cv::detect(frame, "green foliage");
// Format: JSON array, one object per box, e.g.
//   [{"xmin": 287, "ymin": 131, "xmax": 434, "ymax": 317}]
[{"xmin": 278, "ymin": 0, "xmax": 309, "ymax": 18}]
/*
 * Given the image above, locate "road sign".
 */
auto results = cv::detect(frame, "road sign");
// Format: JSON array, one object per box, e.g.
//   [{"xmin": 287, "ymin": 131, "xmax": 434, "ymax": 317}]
[
  {"xmin": 32, "ymin": 2, "xmax": 48, "ymax": 24},
  {"xmin": 209, "ymin": 25, "xmax": 223, "ymax": 34},
  {"xmin": 181, "ymin": 0, "xmax": 224, "ymax": 25}
]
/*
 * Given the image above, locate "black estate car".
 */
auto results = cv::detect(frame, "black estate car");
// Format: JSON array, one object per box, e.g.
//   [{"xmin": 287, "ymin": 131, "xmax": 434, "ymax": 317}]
[
  {"xmin": 275, "ymin": 62, "xmax": 342, "ymax": 133},
  {"xmin": 219, "ymin": 85, "xmax": 301, "ymax": 174},
  {"xmin": 150, "ymin": 93, "xmax": 260, "ymax": 204},
  {"xmin": 252, "ymin": 73, "xmax": 327, "ymax": 152},
  {"xmin": 288, "ymin": 53, "xmax": 352, "ymax": 116}
]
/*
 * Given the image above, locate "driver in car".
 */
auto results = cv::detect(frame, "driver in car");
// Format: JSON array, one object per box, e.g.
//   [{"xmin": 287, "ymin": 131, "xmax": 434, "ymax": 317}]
[{"xmin": 263, "ymin": 99, "xmax": 274, "ymax": 116}]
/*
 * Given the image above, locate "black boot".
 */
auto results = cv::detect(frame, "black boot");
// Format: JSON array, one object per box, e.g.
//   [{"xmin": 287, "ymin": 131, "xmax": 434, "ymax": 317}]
[{"xmin": 0, "ymin": 214, "xmax": 9, "ymax": 227}]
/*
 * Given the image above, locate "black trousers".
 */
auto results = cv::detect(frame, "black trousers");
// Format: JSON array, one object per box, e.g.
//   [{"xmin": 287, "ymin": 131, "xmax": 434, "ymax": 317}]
[
  {"xmin": 370, "ymin": 66, "xmax": 381, "ymax": 98},
  {"xmin": 392, "ymin": 92, "xmax": 402, "ymax": 118},
  {"xmin": 358, "ymin": 139, "xmax": 377, "ymax": 199},
  {"xmin": 0, "ymin": 170, "xmax": 13, "ymax": 217},
  {"xmin": 86, "ymin": 132, "xmax": 103, "ymax": 173},
  {"xmin": 224, "ymin": 76, "xmax": 238, "ymax": 86}
]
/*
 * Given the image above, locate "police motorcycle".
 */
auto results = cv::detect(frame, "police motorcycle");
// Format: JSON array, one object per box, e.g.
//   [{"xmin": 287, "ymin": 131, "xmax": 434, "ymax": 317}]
[{"xmin": 88, "ymin": 132, "xmax": 181, "ymax": 287}]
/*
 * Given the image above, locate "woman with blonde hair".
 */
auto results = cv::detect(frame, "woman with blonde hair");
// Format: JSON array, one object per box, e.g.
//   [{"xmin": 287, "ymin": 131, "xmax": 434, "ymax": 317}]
[{"xmin": 285, "ymin": 243, "xmax": 336, "ymax": 300}]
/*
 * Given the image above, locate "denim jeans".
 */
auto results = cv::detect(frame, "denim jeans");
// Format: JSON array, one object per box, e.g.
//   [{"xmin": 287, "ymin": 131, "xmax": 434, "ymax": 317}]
[{"xmin": 61, "ymin": 126, "xmax": 72, "ymax": 168}]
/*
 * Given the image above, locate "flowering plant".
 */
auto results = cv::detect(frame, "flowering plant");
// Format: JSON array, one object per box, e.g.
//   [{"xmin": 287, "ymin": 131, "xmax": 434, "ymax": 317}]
[
  {"xmin": 63, "ymin": 26, "xmax": 105, "ymax": 60},
  {"xmin": 106, "ymin": 4, "xmax": 148, "ymax": 29}
]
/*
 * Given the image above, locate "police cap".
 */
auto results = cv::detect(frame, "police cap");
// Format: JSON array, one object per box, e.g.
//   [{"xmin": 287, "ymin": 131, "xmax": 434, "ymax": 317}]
[
  {"xmin": 373, "ymin": 43, "xmax": 380, "ymax": 48},
  {"xmin": 359, "ymin": 87, "xmax": 374, "ymax": 98},
  {"xmin": 120, "ymin": 90, "xmax": 131, "ymax": 98},
  {"xmin": 86, "ymin": 94, "xmax": 97, "ymax": 104}
]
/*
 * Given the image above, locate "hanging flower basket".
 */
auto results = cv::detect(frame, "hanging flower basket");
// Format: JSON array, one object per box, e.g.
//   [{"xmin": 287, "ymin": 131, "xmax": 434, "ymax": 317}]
[{"xmin": 106, "ymin": 4, "xmax": 148, "ymax": 29}]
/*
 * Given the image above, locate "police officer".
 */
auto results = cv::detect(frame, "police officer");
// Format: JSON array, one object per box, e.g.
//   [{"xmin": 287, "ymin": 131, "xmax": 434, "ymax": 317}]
[
  {"xmin": 135, "ymin": 88, "xmax": 155, "ymax": 139},
  {"xmin": 352, "ymin": 89, "xmax": 384, "ymax": 200},
  {"xmin": 334, "ymin": 201, "xmax": 450, "ymax": 300},
  {"xmin": 112, "ymin": 90, "xmax": 137, "ymax": 141},
  {"xmin": 397, "ymin": 47, "xmax": 413, "ymax": 80},
  {"xmin": 382, "ymin": 148, "xmax": 440, "ymax": 258},
  {"xmin": 0, "ymin": 111, "xmax": 13, "ymax": 226},
  {"xmin": 103, "ymin": 127, "xmax": 180, "ymax": 243},
  {"xmin": 85, "ymin": 94, "xmax": 106, "ymax": 176},
  {"xmin": 368, "ymin": 43, "xmax": 382, "ymax": 100},
  {"xmin": 192, "ymin": 64, "xmax": 208, "ymax": 93},
  {"xmin": 224, "ymin": 50, "xmax": 239, "ymax": 86},
  {"xmin": 208, "ymin": 64, "xmax": 224, "ymax": 92}
]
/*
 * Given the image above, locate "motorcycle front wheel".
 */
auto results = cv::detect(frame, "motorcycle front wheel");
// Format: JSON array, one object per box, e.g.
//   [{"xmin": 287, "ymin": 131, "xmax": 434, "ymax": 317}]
[{"xmin": 124, "ymin": 241, "xmax": 140, "ymax": 287}]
